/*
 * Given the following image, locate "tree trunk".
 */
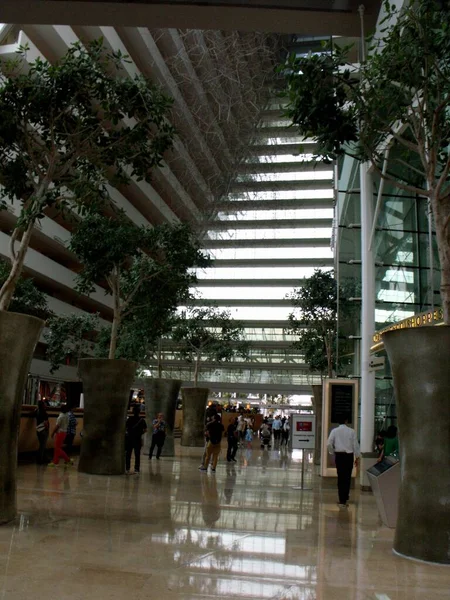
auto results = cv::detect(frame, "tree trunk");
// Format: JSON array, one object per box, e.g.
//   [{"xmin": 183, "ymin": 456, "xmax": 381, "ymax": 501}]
[
  {"xmin": 109, "ymin": 310, "xmax": 121, "ymax": 360},
  {"xmin": 431, "ymin": 190, "xmax": 450, "ymax": 324},
  {"xmin": 0, "ymin": 221, "xmax": 35, "ymax": 311},
  {"xmin": 157, "ymin": 339, "xmax": 163, "ymax": 378},
  {"xmin": 194, "ymin": 354, "xmax": 200, "ymax": 386}
]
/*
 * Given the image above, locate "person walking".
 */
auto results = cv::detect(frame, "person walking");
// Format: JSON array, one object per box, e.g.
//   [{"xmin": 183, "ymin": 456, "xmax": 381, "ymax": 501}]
[
  {"xmin": 272, "ymin": 415, "xmax": 282, "ymax": 445},
  {"xmin": 226, "ymin": 417, "xmax": 238, "ymax": 462},
  {"xmin": 34, "ymin": 399, "xmax": 50, "ymax": 464},
  {"xmin": 49, "ymin": 405, "xmax": 73, "ymax": 467},
  {"xmin": 126, "ymin": 404, "xmax": 147, "ymax": 474},
  {"xmin": 236, "ymin": 416, "xmax": 247, "ymax": 447},
  {"xmin": 64, "ymin": 408, "xmax": 77, "ymax": 455},
  {"xmin": 327, "ymin": 416, "xmax": 360, "ymax": 508},
  {"xmin": 281, "ymin": 419, "xmax": 290, "ymax": 446},
  {"xmin": 199, "ymin": 414, "xmax": 224, "ymax": 473},
  {"xmin": 149, "ymin": 412, "xmax": 166, "ymax": 460},
  {"xmin": 245, "ymin": 426, "xmax": 254, "ymax": 449}
]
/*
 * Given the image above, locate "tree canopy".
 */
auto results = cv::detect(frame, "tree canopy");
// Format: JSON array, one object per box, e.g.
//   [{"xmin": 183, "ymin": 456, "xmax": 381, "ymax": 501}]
[
  {"xmin": 0, "ymin": 38, "xmax": 174, "ymax": 311},
  {"xmin": 69, "ymin": 212, "xmax": 209, "ymax": 360},
  {"xmin": 170, "ymin": 306, "xmax": 249, "ymax": 386},
  {"xmin": 282, "ymin": 0, "xmax": 450, "ymax": 321}
]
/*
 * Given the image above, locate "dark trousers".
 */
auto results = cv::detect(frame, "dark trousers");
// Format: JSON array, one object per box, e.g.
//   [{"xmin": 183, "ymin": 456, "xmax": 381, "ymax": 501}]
[
  {"xmin": 227, "ymin": 438, "xmax": 238, "ymax": 461},
  {"xmin": 281, "ymin": 431, "xmax": 289, "ymax": 446},
  {"xmin": 335, "ymin": 452, "xmax": 354, "ymax": 504},
  {"xmin": 36, "ymin": 430, "xmax": 49, "ymax": 464},
  {"xmin": 273, "ymin": 429, "xmax": 281, "ymax": 442},
  {"xmin": 64, "ymin": 433, "xmax": 75, "ymax": 455},
  {"xmin": 149, "ymin": 432, "xmax": 166, "ymax": 459},
  {"xmin": 126, "ymin": 438, "xmax": 142, "ymax": 472}
]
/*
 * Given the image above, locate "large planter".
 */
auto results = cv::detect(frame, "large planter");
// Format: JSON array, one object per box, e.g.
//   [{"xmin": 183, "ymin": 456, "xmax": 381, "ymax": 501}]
[
  {"xmin": 311, "ymin": 384, "xmax": 323, "ymax": 466},
  {"xmin": 143, "ymin": 378, "xmax": 181, "ymax": 456},
  {"xmin": 78, "ymin": 359, "xmax": 137, "ymax": 475},
  {"xmin": 180, "ymin": 387, "xmax": 208, "ymax": 447},
  {"xmin": 0, "ymin": 311, "xmax": 44, "ymax": 523},
  {"xmin": 383, "ymin": 327, "xmax": 450, "ymax": 565}
]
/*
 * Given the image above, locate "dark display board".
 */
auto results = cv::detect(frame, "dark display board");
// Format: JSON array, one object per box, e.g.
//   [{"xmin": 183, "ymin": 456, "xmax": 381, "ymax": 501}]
[{"xmin": 330, "ymin": 384, "xmax": 354, "ymax": 424}]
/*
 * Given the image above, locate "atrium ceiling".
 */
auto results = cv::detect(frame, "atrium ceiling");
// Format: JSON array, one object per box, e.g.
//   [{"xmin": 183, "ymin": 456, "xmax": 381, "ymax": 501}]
[{"xmin": 0, "ymin": 2, "xmax": 381, "ymax": 396}]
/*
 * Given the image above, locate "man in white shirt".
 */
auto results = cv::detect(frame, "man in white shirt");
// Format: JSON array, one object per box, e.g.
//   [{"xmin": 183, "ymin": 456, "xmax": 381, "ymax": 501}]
[{"xmin": 327, "ymin": 416, "xmax": 360, "ymax": 508}]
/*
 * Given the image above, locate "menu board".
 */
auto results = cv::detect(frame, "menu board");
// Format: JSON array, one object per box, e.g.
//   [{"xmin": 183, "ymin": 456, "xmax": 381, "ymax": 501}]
[{"xmin": 330, "ymin": 384, "xmax": 354, "ymax": 424}]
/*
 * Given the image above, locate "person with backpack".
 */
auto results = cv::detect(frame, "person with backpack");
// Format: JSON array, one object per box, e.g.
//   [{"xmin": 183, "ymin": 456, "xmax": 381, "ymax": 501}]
[
  {"xmin": 199, "ymin": 414, "xmax": 225, "ymax": 473},
  {"xmin": 125, "ymin": 404, "xmax": 147, "ymax": 475}
]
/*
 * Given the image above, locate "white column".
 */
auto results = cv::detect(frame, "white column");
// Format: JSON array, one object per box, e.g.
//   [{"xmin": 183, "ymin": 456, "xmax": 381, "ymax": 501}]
[{"xmin": 360, "ymin": 162, "xmax": 376, "ymax": 453}]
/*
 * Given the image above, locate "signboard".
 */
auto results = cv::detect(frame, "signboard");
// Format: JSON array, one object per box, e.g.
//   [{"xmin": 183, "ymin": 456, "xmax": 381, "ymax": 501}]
[
  {"xmin": 371, "ymin": 307, "xmax": 443, "ymax": 351},
  {"xmin": 321, "ymin": 379, "xmax": 359, "ymax": 478},
  {"xmin": 291, "ymin": 415, "xmax": 315, "ymax": 450},
  {"xmin": 369, "ymin": 356, "xmax": 385, "ymax": 372}
]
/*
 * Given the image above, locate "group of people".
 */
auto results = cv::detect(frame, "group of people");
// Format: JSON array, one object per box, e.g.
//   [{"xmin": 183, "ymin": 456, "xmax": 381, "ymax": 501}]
[
  {"xmin": 125, "ymin": 406, "xmax": 168, "ymax": 475},
  {"xmin": 34, "ymin": 400, "xmax": 77, "ymax": 467},
  {"xmin": 198, "ymin": 410, "xmax": 292, "ymax": 473}
]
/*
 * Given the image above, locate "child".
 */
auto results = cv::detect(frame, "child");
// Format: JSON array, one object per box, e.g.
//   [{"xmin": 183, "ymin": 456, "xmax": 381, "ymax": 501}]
[
  {"xmin": 245, "ymin": 427, "xmax": 253, "ymax": 449},
  {"xmin": 260, "ymin": 424, "xmax": 271, "ymax": 450}
]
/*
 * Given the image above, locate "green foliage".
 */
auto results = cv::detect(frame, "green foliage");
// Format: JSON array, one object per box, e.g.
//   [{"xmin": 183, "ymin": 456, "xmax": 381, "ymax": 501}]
[
  {"xmin": 288, "ymin": 269, "xmax": 339, "ymax": 378},
  {"xmin": 0, "ymin": 259, "xmax": 49, "ymax": 319},
  {"xmin": 44, "ymin": 313, "xmax": 99, "ymax": 373},
  {"xmin": 282, "ymin": 0, "xmax": 450, "ymax": 189},
  {"xmin": 282, "ymin": 0, "xmax": 450, "ymax": 322},
  {"xmin": 69, "ymin": 212, "xmax": 210, "ymax": 360},
  {"xmin": 170, "ymin": 306, "xmax": 249, "ymax": 385},
  {"xmin": 0, "ymin": 38, "xmax": 174, "ymax": 310}
]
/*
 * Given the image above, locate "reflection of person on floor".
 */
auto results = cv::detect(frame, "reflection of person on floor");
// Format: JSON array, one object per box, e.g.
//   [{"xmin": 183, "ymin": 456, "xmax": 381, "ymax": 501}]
[
  {"xmin": 49, "ymin": 405, "xmax": 73, "ymax": 467},
  {"xmin": 224, "ymin": 463, "xmax": 236, "ymax": 504},
  {"xmin": 199, "ymin": 414, "xmax": 224, "ymax": 473},
  {"xmin": 226, "ymin": 417, "xmax": 238, "ymax": 462},
  {"xmin": 34, "ymin": 400, "xmax": 50, "ymax": 464},
  {"xmin": 327, "ymin": 415, "xmax": 360, "ymax": 508},
  {"xmin": 149, "ymin": 412, "xmax": 166, "ymax": 460},
  {"xmin": 125, "ymin": 404, "xmax": 147, "ymax": 475},
  {"xmin": 201, "ymin": 474, "xmax": 221, "ymax": 527}
]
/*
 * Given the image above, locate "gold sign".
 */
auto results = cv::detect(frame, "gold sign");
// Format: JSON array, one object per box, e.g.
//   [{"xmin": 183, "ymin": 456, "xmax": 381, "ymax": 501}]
[{"xmin": 371, "ymin": 307, "xmax": 443, "ymax": 351}]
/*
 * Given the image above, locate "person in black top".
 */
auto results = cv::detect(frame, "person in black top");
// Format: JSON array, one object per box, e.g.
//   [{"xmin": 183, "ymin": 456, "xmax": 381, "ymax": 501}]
[
  {"xmin": 226, "ymin": 417, "xmax": 238, "ymax": 462},
  {"xmin": 199, "ymin": 414, "xmax": 224, "ymax": 473},
  {"xmin": 34, "ymin": 400, "xmax": 50, "ymax": 464},
  {"xmin": 125, "ymin": 404, "xmax": 147, "ymax": 475}
]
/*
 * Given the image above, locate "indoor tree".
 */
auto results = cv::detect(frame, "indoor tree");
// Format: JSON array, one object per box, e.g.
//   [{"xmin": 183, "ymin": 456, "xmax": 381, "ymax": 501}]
[
  {"xmin": 44, "ymin": 313, "xmax": 99, "ymax": 374},
  {"xmin": 69, "ymin": 212, "xmax": 209, "ymax": 361},
  {"xmin": 0, "ymin": 259, "xmax": 49, "ymax": 320},
  {"xmin": 0, "ymin": 38, "xmax": 174, "ymax": 311},
  {"xmin": 287, "ymin": 269, "xmax": 338, "ymax": 380},
  {"xmin": 282, "ymin": 0, "xmax": 450, "ymax": 322},
  {"xmin": 170, "ymin": 306, "xmax": 249, "ymax": 386}
]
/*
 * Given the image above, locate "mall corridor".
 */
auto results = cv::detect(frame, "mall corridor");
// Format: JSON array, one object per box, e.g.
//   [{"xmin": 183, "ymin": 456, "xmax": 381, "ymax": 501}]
[{"xmin": 1, "ymin": 446, "xmax": 447, "ymax": 600}]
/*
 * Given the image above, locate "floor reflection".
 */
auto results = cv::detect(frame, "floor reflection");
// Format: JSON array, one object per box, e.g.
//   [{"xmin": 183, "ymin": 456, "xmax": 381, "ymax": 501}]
[{"xmin": 1, "ymin": 443, "xmax": 446, "ymax": 600}]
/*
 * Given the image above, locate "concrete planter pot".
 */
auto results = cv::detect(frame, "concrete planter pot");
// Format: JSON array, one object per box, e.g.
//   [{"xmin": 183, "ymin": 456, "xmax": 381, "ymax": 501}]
[
  {"xmin": 383, "ymin": 327, "xmax": 450, "ymax": 565},
  {"xmin": 0, "ymin": 311, "xmax": 44, "ymax": 523},
  {"xmin": 78, "ymin": 358, "xmax": 137, "ymax": 475},
  {"xmin": 143, "ymin": 378, "xmax": 181, "ymax": 456},
  {"xmin": 180, "ymin": 387, "xmax": 209, "ymax": 447}
]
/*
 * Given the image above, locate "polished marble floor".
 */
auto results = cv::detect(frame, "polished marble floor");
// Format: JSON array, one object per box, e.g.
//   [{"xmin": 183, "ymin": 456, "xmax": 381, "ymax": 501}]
[{"xmin": 2, "ymin": 443, "xmax": 448, "ymax": 599}]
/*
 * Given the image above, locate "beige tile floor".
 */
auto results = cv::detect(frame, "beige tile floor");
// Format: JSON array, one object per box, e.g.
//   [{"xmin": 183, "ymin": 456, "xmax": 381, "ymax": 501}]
[{"xmin": 1, "ymin": 443, "xmax": 448, "ymax": 599}]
